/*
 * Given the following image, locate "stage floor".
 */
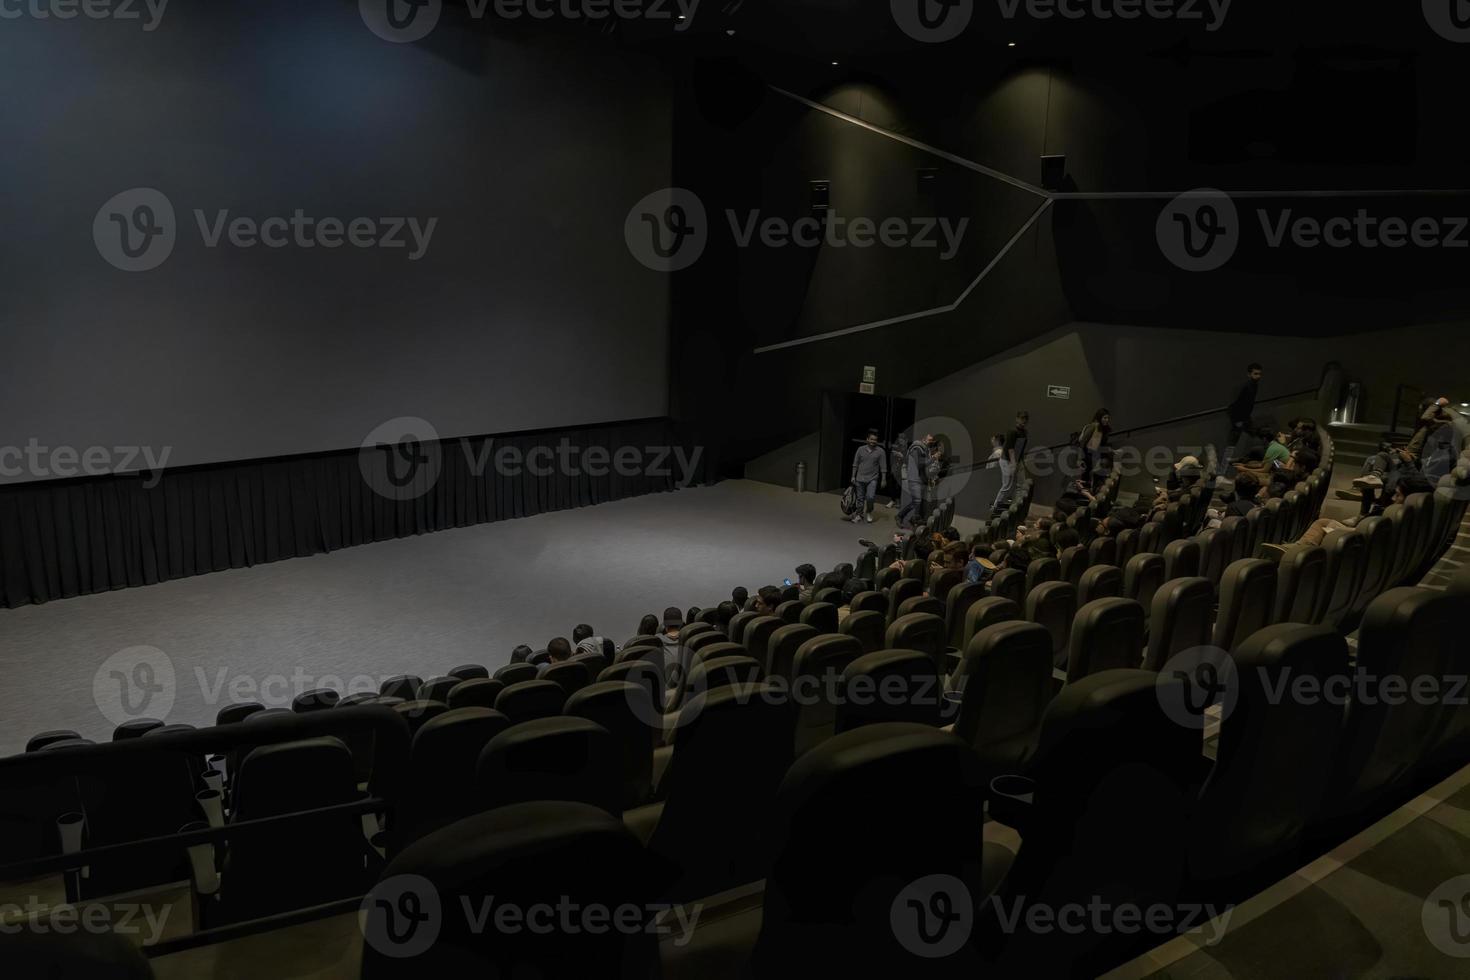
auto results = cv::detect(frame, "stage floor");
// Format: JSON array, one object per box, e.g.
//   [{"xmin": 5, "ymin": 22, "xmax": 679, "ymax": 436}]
[{"xmin": 0, "ymin": 480, "xmax": 968, "ymax": 755}]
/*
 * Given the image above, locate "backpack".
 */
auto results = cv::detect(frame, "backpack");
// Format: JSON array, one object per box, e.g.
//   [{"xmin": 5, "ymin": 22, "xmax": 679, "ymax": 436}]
[{"xmin": 840, "ymin": 483, "xmax": 859, "ymax": 516}]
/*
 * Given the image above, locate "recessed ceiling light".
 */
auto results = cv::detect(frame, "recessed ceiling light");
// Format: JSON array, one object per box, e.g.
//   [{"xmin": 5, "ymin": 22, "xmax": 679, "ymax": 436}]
[
  {"xmin": 1008, "ymin": 42, "xmax": 1016, "ymax": 47},
  {"xmin": 726, "ymin": 28, "xmax": 735, "ymax": 36},
  {"xmin": 831, "ymin": 60, "xmax": 839, "ymax": 65}
]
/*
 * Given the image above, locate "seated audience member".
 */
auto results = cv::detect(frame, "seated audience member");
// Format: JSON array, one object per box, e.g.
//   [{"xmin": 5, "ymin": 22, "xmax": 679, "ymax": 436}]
[
  {"xmin": 537, "ymin": 637, "xmax": 573, "ymax": 675},
  {"xmin": 630, "ymin": 615, "xmax": 660, "ymax": 644},
  {"xmin": 941, "ymin": 527, "xmax": 961, "ymax": 544},
  {"xmin": 1051, "ymin": 524, "xmax": 1081, "ymax": 554},
  {"xmin": 965, "ymin": 545, "xmax": 998, "ymax": 586},
  {"xmin": 1266, "ymin": 447, "xmax": 1318, "ymax": 499},
  {"xmin": 794, "ymin": 564, "xmax": 817, "ymax": 602},
  {"xmin": 659, "ymin": 607, "xmax": 688, "ymax": 690},
  {"xmin": 943, "ymin": 541, "xmax": 969, "ymax": 572},
  {"xmin": 1224, "ymin": 473, "xmax": 1262, "ymax": 519},
  {"xmin": 1151, "ymin": 456, "xmax": 1203, "ymax": 519},
  {"xmin": 837, "ymin": 577, "xmax": 869, "ymax": 620},
  {"xmin": 1017, "ymin": 519, "xmax": 1056, "ymax": 563},
  {"xmin": 686, "ymin": 605, "xmax": 701, "ymax": 626},
  {"xmin": 1269, "ymin": 475, "xmax": 1434, "ymax": 554},
  {"xmin": 572, "ymin": 624, "xmax": 608, "ymax": 659},
  {"xmin": 511, "ymin": 644, "xmax": 534, "ymax": 664},
  {"xmin": 1288, "ymin": 418, "xmax": 1322, "ymax": 454},
  {"xmin": 753, "ymin": 586, "xmax": 782, "ymax": 615},
  {"xmin": 732, "ymin": 586, "xmax": 749, "ymax": 610},
  {"xmin": 1355, "ymin": 396, "xmax": 1454, "ymax": 493},
  {"xmin": 714, "ymin": 601, "xmax": 738, "ymax": 635}
]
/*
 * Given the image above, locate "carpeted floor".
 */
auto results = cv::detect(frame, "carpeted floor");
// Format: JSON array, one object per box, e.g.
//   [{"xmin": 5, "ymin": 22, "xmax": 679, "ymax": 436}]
[{"xmin": 0, "ymin": 480, "xmax": 957, "ymax": 755}]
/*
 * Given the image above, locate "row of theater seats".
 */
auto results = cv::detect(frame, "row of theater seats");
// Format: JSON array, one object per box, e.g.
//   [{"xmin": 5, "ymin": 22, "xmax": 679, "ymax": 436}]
[{"xmin": 6, "ymin": 434, "xmax": 1470, "ymax": 976}]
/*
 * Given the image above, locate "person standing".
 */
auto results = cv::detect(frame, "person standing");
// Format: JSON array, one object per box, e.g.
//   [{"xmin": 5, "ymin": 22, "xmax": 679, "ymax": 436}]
[
  {"xmin": 1078, "ymin": 408, "xmax": 1111, "ymax": 491},
  {"xmin": 991, "ymin": 411, "xmax": 1029, "ymax": 516},
  {"xmin": 896, "ymin": 433, "xmax": 937, "ymax": 529},
  {"xmin": 1224, "ymin": 363, "xmax": 1263, "ymax": 461},
  {"xmin": 849, "ymin": 429, "xmax": 888, "ymax": 525}
]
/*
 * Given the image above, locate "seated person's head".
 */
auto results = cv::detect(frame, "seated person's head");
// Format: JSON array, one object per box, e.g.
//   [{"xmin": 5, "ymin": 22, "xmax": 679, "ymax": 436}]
[
  {"xmin": 1053, "ymin": 495, "xmax": 1079, "ymax": 518},
  {"xmin": 511, "ymin": 644, "xmax": 533, "ymax": 664},
  {"xmin": 1291, "ymin": 448, "xmax": 1321, "ymax": 475},
  {"xmin": 944, "ymin": 542, "xmax": 968, "ymax": 569},
  {"xmin": 547, "ymin": 637, "xmax": 572, "ymax": 664},
  {"xmin": 942, "ymin": 527, "xmax": 961, "ymax": 543},
  {"xmin": 572, "ymin": 624, "xmax": 593, "ymax": 644},
  {"xmin": 1052, "ymin": 525, "xmax": 1080, "ymax": 552},
  {"xmin": 795, "ymin": 563, "xmax": 817, "ymax": 586},
  {"xmin": 1394, "ymin": 475, "xmax": 1435, "ymax": 505},
  {"xmin": 914, "ymin": 539, "xmax": 934, "ymax": 562},
  {"xmin": 1234, "ymin": 472, "xmax": 1261, "ymax": 501},
  {"xmin": 686, "ymin": 606, "xmax": 701, "ymax": 625},
  {"xmin": 662, "ymin": 606, "xmax": 684, "ymax": 636},
  {"xmin": 756, "ymin": 586, "xmax": 782, "ymax": 614},
  {"xmin": 636, "ymin": 614, "xmax": 659, "ymax": 638},
  {"xmin": 714, "ymin": 601, "xmax": 738, "ymax": 630},
  {"xmin": 732, "ymin": 586, "xmax": 748, "ymax": 608},
  {"xmin": 840, "ymin": 577, "xmax": 868, "ymax": 606}
]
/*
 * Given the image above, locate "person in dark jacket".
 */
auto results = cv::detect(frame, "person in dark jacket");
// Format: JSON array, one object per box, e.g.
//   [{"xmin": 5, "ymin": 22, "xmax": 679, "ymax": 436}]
[
  {"xmin": 1078, "ymin": 408, "xmax": 1112, "ymax": 491},
  {"xmin": 896, "ymin": 433, "xmax": 938, "ymax": 529},
  {"xmin": 849, "ymin": 429, "xmax": 888, "ymax": 525},
  {"xmin": 1224, "ymin": 363, "xmax": 1263, "ymax": 460}
]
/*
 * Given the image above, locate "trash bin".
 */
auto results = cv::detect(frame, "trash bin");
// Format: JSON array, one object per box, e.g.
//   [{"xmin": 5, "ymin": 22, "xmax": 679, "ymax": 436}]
[
  {"xmin": 795, "ymin": 462, "xmax": 806, "ymax": 493},
  {"xmin": 1341, "ymin": 382, "xmax": 1361, "ymax": 425}
]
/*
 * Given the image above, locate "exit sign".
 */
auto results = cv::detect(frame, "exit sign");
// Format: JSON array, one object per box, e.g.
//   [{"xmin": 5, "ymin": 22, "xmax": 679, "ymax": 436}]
[{"xmin": 1047, "ymin": 385, "xmax": 1071, "ymax": 400}]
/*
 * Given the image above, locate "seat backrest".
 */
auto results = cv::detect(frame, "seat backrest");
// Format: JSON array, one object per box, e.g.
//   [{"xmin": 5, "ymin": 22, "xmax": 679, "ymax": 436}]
[
  {"xmin": 1025, "ymin": 557, "xmax": 1060, "ymax": 593},
  {"xmin": 476, "ymin": 717, "xmax": 620, "ymax": 815},
  {"xmin": 1138, "ymin": 521, "xmax": 1164, "ymax": 556},
  {"xmin": 446, "ymin": 678, "xmax": 506, "ymax": 711},
  {"xmin": 652, "ymin": 684, "xmax": 797, "ymax": 902},
  {"xmin": 689, "ymin": 641, "xmax": 747, "ymax": 672},
  {"xmin": 952, "ymin": 622, "xmax": 1055, "ymax": 754},
  {"xmin": 873, "ymin": 567, "xmax": 900, "ymax": 592},
  {"xmin": 791, "ymin": 635, "xmax": 867, "ymax": 756},
  {"xmin": 1217, "ymin": 515, "xmax": 1247, "ymax": 564},
  {"xmin": 1059, "ymin": 545, "xmax": 1090, "ymax": 589},
  {"xmin": 838, "ymin": 609, "xmax": 886, "ymax": 653},
  {"xmin": 1122, "ymin": 552, "xmax": 1166, "ymax": 615},
  {"xmin": 1024, "ymin": 581, "xmax": 1077, "ymax": 669},
  {"xmin": 751, "ymin": 723, "xmax": 985, "ymax": 976},
  {"xmin": 850, "ymin": 591, "xmax": 887, "ymax": 615},
  {"xmin": 797, "ymin": 601, "xmax": 838, "ymax": 634},
  {"xmin": 1315, "ymin": 528, "xmax": 1368, "ymax": 629},
  {"xmin": 896, "ymin": 594, "xmax": 945, "ymax": 621},
  {"xmin": 597, "ymin": 659, "xmax": 665, "ymax": 716},
  {"xmin": 1162, "ymin": 503, "xmax": 1184, "ymax": 543},
  {"xmin": 379, "ymin": 674, "xmax": 422, "ymax": 700},
  {"xmin": 775, "ymin": 600, "xmax": 803, "ymax": 625},
  {"xmin": 743, "ymin": 615, "xmax": 786, "ymax": 669},
  {"xmin": 1187, "ymin": 624, "xmax": 1348, "ymax": 887},
  {"xmin": 766, "ymin": 623, "xmax": 819, "ymax": 680},
  {"xmin": 1243, "ymin": 506, "xmax": 1266, "ymax": 559},
  {"xmin": 415, "ymin": 678, "xmax": 455, "ymax": 706},
  {"xmin": 886, "ymin": 578, "xmax": 923, "ymax": 624},
  {"xmin": 1066, "ymin": 597, "xmax": 1146, "ymax": 681},
  {"xmin": 493, "ymin": 680, "xmax": 567, "ymax": 725},
  {"xmin": 1088, "ymin": 536, "xmax": 1118, "ymax": 568},
  {"xmin": 1076, "ymin": 563, "xmax": 1122, "ymax": 606},
  {"xmin": 1351, "ymin": 514, "xmax": 1397, "ymax": 613},
  {"xmin": 990, "ymin": 567, "xmax": 1026, "ymax": 607},
  {"xmin": 1162, "ymin": 537, "xmax": 1201, "ymax": 581},
  {"xmin": 1326, "ymin": 588, "xmax": 1465, "ymax": 818},
  {"xmin": 1212, "ymin": 559, "xmax": 1278, "ymax": 650},
  {"xmin": 884, "ymin": 612, "xmax": 948, "ymax": 677},
  {"xmin": 928, "ymin": 568, "xmax": 964, "ymax": 603},
  {"xmin": 834, "ymin": 651, "xmax": 943, "ymax": 732},
  {"xmin": 1144, "ymin": 577, "xmax": 1214, "ymax": 672},
  {"xmin": 1274, "ymin": 545, "xmax": 1328, "ymax": 623},
  {"xmin": 685, "ymin": 655, "xmax": 763, "ymax": 697},
  {"xmin": 564, "ymin": 681, "xmax": 658, "ymax": 811},
  {"xmin": 491, "ymin": 663, "xmax": 537, "ymax": 686},
  {"xmin": 962, "ymin": 596, "xmax": 1021, "ymax": 649},
  {"xmin": 1196, "ymin": 527, "xmax": 1230, "ymax": 588},
  {"xmin": 727, "ymin": 611, "xmax": 759, "ymax": 646},
  {"xmin": 394, "ymin": 700, "xmax": 449, "ymax": 737},
  {"xmin": 945, "ymin": 581, "xmax": 989, "ymax": 648},
  {"xmin": 540, "ymin": 660, "xmax": 593, "ymax": 699},
  {"xmin": 1277, "ymin": 492, "xmax": 1303, "ymax": 543},
  {"xmin": 399, "ymin": 707, "xmax": 513, "ymax": 843},
  {"xmin": 1114, "ymin": 528, "xmax": 1139, "ymax": 565}
]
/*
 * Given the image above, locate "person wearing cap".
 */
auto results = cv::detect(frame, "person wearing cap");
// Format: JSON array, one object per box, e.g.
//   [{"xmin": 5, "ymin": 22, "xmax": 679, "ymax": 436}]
[
  {"xmin": 794, "ymin": 564, "xmax": 818, "ymax": 602},
  {"xmin": 1150, "ymin": 455, "xmax": 1202, "ymax": 518}
]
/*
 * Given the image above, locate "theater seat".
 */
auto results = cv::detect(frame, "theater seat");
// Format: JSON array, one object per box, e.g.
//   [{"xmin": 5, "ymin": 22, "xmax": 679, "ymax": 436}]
[
  {"xmin": 476, "ymin": 717, "xmax": 620, "ymax": 815},
  {"xmin": 638, "ymin": 684, "xmax": 797, "ymax": 902},
  {"xmin": 684, "ymin": 654, "xmax": 762, "ymax": 697},
  {"xmin": 24, "ymin": 730, "xmax": 80, "ymax": 752},
  {"xmin": 742, "ymin": 615, "xmax": 785, "ymax": 668},
  {"xmin": 791, "ymin": 634, "xmax": 866, "ymax": 755},
  {"xmin": 1066, "ymin": 598, "xmax": 1146, "ymax": 681},
  {"xmin": 1114, "ymin": 528, "xmax": 1139, "ymax": 565},
  {"xmin": 798, "ymin": 600, "xmax": 839, "ymax": 634},
  {"xmin": 849, "ymin": 590, "xmax": 887, "ymax": 615},
  {"xmin": 416, "ymin": 677, "xmax": 457, "ymax": 705},
  {"xmin": 397, "ymin": 707, "xmax": 512, "ymax": 844},
  {"xmin": 215, "ymin": 702, "xmax": 265, "ymax": 726},
  {"xmin": 446, "ymin": 677, "xmax": 505, "ymax": 710},
  {"xmin": 540, "ymin": 660, "xmax": 593, "ymax": 699},
  {"xmin": 1143, "ymin": 577, "xmax": 1214, "ymax": 672},
  {"xmin": 835, "ymin": 650, "xmax": 944, "ymax": 732},
  {"xmin": 564, "ymin": 681, "xmax": 658, "ymax": 811},
  {"xmin": 1212, "ymin": 559, "xmax": 1277, "ymax": 651},
  {"xmin": 765, "ymin": 623, "xmax": 819, "ymax": 680},
  {"xmin": 1025, "ymin": 557, "xmax": 1060, "ymax": 594},
  {"xmin": 1273, "ymin": 545, "xmax": 1327, "ymax": 624},
  {"xmin": 950, "ymin": 621, "xmax": 1053, "ymax": 780},
  {"xmin": 838, "ymin": 609, "xmax": 886, "ymax": 653},
  {"xmin": 727, "ymin": 610, "xmax": 759, "ymax": 645},
  {"xmin": 945, "ymin": 581, "xmax": 988, "ymax": 648},
  {"xmin": 598, "ymin": 659, "xmax": 665, "ymax": 718},
  {"xmin": 448, "ymin": 663, "xmax": 488, "ymax": 681},
  {"xmin": 990, "ymin": 567, "xmax": 1026, "ymax": 606},
  {"xmin": 1187, "ymin": 624, "xmax": 1347, "ymax": 899},
  {"xmin": 493, "ymin": 680, "xmax": 566, "ymax": 725},
  {"xmin": 491, "ymin": 663, "xmax": 537, "ymax": 686},
  {"xmin": 688, "ymin": 641, "xmax": 746, "ymax": 672},
  {"xmin": 112, "ymin": 719, "xmax": 165, "ymax": 740},
  {"xmin": 1059, "ymin": 545, "xmax": 1090, "ymax": 589},
  {"xmin": 1315, "ymin": 529, "xmax": 1368, "ymax": 631},
  {"xmin": 1162, "ymin": 537, "xmax": 1201, "ymax": 581},
  {"xmin": 886, "ymin": 578, "xmax": 923, "ymax": 624},
  {"xmin": 1076, "ymin": 564, "xmax": 1122, "ymax": 606},
  {"xmin": 292, "ymin": 688, "xmax": 341, "ymax": 712},
  {"xmin": 1196, "ymin": 527, "xmax": 1231, "ymax": 590},
  {"xmin": 1123, "ymin": 553, "xmax": 1165, "ymax": 618},
  {"xmin": 884, "ymin": 612, "xmax": 947, "ymax": 677},
  {"xmin": 896, "ymin": 594, "xmax": 945, "ymax": 621},
  {"xmin": 1350, "ymin": 515, "xmax": 1396, "ymax": 614},
  {"xmin": 379, "ymin": 674, "xmax": 422, "ymax": 700},
  {"xmin": 1025, "ymin": 581, "xmax": 1076, "ymax": 669},
  {"xmin": 962, "ymin": 596, "xmax": 1021, "ymax": 649},
  {"xmin": 1088, "ymin": 535, "xmax": 1118, "ymax": 568},
  {"xmin": 359, "ymin": 802, "xmax": 658, "ymax": 978},
  {"xmin": 751, "ymin": 724, "xmax": 986, "ymax": 977}
]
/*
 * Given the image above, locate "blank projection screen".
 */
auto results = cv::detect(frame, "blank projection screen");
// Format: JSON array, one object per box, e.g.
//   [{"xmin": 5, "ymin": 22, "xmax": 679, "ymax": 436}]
[{"xmin": 0, "ymin": 4, "xmax": 671, "ymax": 484}]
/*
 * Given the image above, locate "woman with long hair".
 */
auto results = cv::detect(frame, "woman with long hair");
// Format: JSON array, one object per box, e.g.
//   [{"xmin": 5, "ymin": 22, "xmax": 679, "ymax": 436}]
[{"xmin": 1078, "ymin": 408, "xmax": 1112, "ymax": 491}]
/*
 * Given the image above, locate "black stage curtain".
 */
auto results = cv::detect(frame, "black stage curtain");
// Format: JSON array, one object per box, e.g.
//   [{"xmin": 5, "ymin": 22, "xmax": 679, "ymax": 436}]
[{"xmin": 0, "ymin": 418, "xmax": 698, "ymax": 609}]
